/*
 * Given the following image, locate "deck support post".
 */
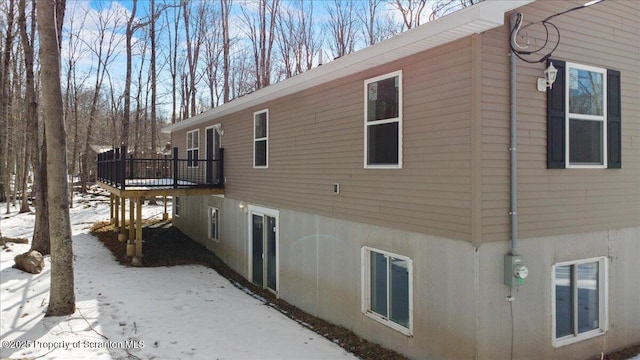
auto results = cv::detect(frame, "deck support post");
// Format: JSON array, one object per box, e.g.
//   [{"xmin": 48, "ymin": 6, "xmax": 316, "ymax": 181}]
[
  {"xmin": 109, "ymin": 194, "xmax": 115, "ymax": 224},
  {"xmin": 118, "ymin": 196, "xmax": 127, "ymax": 242},
  {"xmin": 126, "ymin": 197, "xmax": 136, "ymax": 257},
  {"xmin": 114, "ymin": 195, "xmax": 120, "ymax": 231},
  {"xmin": 129, "ymin": 198, "xmax": 135, "ymax": 241},
  {"xmin": 135, "ymin": 197, "xmax": 143, "ymax": 257},
  {"xmin": 163, "ymin": 195, "xmax": 168, "ymax": 220}
]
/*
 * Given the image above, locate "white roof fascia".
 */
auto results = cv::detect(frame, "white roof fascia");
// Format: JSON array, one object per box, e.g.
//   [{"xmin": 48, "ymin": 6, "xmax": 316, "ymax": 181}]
[{"xmin": 163, "ymin": 0, "xmax": 533, "ymax": 134}]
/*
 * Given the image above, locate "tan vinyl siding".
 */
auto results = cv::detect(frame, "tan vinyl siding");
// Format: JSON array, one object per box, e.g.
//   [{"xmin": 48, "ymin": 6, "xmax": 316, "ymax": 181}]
[
  {"xmin": 170, "ymin": 131, "xmax": 187, "ymax": 157},
  {"xmin": 480, "ymin": 0, "xmax": 640, "ymax": 242},
  {"xmin": 171, "ymin": 0, "xmax": 638, "ymax": 244},
  {"xmin": 174, "ymin": 39, "xmax": 474, "ymax": 241}
]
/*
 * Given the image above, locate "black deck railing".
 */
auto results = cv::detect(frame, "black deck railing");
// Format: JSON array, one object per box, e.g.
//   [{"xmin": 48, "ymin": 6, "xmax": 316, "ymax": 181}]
[{"xmin": 97, "ymin": 145, "xmax": 224, "ymax": 190}]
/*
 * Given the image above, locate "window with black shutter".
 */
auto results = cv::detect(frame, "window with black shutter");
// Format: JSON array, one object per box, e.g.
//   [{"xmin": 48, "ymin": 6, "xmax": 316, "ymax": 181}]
[{"xmin": 547, "ymin": 60, "xmax": 621, "ymax": 169}]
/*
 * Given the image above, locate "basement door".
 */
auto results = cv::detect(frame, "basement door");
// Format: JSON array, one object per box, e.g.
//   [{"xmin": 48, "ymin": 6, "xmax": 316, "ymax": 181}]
[{"xmin": 249, "ymin": 206, "xmax": 278, "ymax": 293}]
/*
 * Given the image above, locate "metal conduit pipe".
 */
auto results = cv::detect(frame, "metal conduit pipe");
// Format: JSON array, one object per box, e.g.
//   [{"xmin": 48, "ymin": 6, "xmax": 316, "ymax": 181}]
[{"xmin": 509, "ymin": 13, "xmax": 519, "ymax": 256}]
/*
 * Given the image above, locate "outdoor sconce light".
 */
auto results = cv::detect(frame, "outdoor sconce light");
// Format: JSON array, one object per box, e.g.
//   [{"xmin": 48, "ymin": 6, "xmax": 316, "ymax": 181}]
[
  {"xmin": 239, "ymin": 201, "xmax": 248, "ymax": 213},
  {"xmin": 537, "ymin": 62, "xmax": 558, "ymax": 92}
]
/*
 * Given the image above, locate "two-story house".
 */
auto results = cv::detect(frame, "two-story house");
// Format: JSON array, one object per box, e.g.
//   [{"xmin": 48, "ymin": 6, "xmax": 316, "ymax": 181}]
[{"xmin": 157, "ymin": 1, "xmax": 639, "ymax": 358}]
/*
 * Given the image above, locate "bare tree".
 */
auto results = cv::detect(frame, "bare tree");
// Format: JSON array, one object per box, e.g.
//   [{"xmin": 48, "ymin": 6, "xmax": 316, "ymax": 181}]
[
  {"xmin": 275, "ymin": 2, "xmax": 297, "ymax": 79},
  {"xmin": 37, "ymin": 0, "xmax": 76, "ymax": 317},
  {"xmin": 10, "ymin": 39, "xmax": 22, "ymax": 211},
  {"xmin": 221, "ymin": 0, "xmax": 231, "ymax": 103},
  {"xmin": 229, "ymin": 48, "xmax": 254, "ymax": 99},
  {"xmin": 241, "ymin": 0, "xmax": 281, "ymax": 90},
  {"xmin": 390, "ymin": 0, "xmax": 428, "ymax": 30},
  {"xmin": 161, "ymin": 0, "xmax": 182, "ymax": 122},
  {"xmin": 133, "ymin": 25, "xmax": 149, "ymax": 158},
  {"xmin": 105, "ymin": 67, "xmax": 123, "ymax": 146},
  {"xmin": 17, "ymin": 0, "xmax": 35, "ymax": 215},
  {"xmin": 64, "ymin": 4, "xmax": 89, "ymax": 204},
  {"xmin": 149, "ymin": 0, "xmax": 158, "ymax": 154},
  {"xmin": 325, "ymin": 0, "xmax": 359, "ymax": 58},
  {"xmin": 429, "ymin": 0, "xmax": 480, "ymax": 21},
  {"xmin": 361, "ymin": 0, "xmax": 399, "ymax": 46},
  {"xmin": 201, "ymin": 2, "xmax": 223, "ymax": 108},
  {"xmin": 79, "ymin": 2, "xmax": 123, "ymax": 193},
  {"xmin": 276, "ymin": 0, "xmax": 321, "ymax": 79},
  {"xmin": 0, "ymin": 5, "xmax": 5, "ymax": 213},
  {"xmin": 181, "ymin": 0, "xmax": 206, "ymax": 118},
  {"xmin": 122, "ymin": 0, "xmax": 138, "ymax": 147},
  {"xmin": 1, "ymin": 0, "xmax": 16, "ymax": 214}
]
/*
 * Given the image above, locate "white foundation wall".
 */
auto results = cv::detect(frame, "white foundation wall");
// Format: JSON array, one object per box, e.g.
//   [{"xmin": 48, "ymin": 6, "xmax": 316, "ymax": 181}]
[
  {"xmin": 174, "ymin": 195, "xmax": 639, "ymax": 360},
  {"xmin": 477, "ymin": 227, "xmax": 640, "ymax": 360}
]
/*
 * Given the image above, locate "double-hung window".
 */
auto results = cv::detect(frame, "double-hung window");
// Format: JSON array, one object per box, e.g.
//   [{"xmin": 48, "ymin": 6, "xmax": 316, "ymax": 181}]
[
  {"xmin": 552, "ymin": 257, "xmax": 608, "ymax": 347},
  {"xmin": 567, "ymin": 63, "xmax": 606, "ymax": 167},
  {"xmin": 547, "ymin": 61, "xmax": 621, "ymax": 169},
  {"xmin": 364, "ymin": 71, "xmax": 402, "ymax": 168},
  {"xmin": 208, "ymin": 206, "xmax": 219, "ymax": 241},
  {"xmin": 187, "ymin": 129, "xmax": 199, "ymax": 168},
  {"xmin": 361, "ymin": 247, "xmax": 412, "ymax": 335},
  {"xmin": 254, "ymin": 109, "xmax": 268, "ymax": 168}
]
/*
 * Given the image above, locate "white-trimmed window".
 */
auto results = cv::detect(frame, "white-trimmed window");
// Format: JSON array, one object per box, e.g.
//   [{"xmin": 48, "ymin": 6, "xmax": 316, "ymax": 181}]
[
  {"xmin": 547, "ymin": 60, "xmax": 620, "ymax": 169},
  {"xmin": 361, "ymin": 246, "xmax": 412, "ymax": 335},
  {"xmin": 364, "ymin": 71, "xmax": 402, "ymax": 168},
  {"xmin": 208, "ymin": 206, "xmax": 219, "ymax": 241},
  {"xmin": 566, "ymin": 63, "xmax": 607, "ymax": 168},
  {"xmin": 552, "ymin": 257, "xmax": 608, "ymax": 347},
  {"xmin": 174, "ymin": 196, "xmax": 181, "ymax": 216},
  {"xmin": 187, "ymin": 129, "xmax": 199, "ymax": 167},
  {"xmin": 254, "ymin": 109, "xmax": 268, "ymax": 168}
]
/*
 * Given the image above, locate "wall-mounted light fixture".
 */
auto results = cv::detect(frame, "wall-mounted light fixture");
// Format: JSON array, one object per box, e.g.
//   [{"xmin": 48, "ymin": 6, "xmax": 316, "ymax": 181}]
[
  {"xmin": 537, "ymin": 62, "xmax": 558, "ymax": 92},
  {"xmin": 239, "ymin": 201, "xmax": 248, "ymax": 213}
]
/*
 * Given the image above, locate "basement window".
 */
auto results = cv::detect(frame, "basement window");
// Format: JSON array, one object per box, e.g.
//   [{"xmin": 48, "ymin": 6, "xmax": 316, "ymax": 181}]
[
  {"xmin": 552, "ymin": 257, "xmax": 608, "ymax": 347},
  {"xmin": 361, "ymin": 246, "xmax": 412, "ymax": 335}
]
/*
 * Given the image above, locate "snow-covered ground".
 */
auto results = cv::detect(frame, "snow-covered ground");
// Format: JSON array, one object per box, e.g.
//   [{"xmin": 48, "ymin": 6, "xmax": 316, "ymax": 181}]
[{"xmin": 0, "ymin": 192, "xmax": 356, "ymax": 360}]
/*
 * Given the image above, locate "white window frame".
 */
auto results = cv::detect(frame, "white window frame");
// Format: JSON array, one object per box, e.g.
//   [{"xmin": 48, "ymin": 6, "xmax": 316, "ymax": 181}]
[
  {"xmin": 565, "ymin": 62, "xmax": 607, "ymax": 169},
  {"xmin": 551, "ymin": 256, "xmax": 608, "ymax": 347},
  {"xmin": 361, "ymin": 246, "xmax": 413, "ymax": 336},
  {"xmin": 364, "ymin": 70, "xmax": 403, "ymax": 169},
  {"xmin": 187, "ymin": 129, "xmax": 200, "ymax": 168},
  {"xmin": 253, "ymin": 109, "xmax": 269, "ymax": 168},
  {"xmin": 208, "ymin": 206, "xmax": 219, "ymax": 241}
]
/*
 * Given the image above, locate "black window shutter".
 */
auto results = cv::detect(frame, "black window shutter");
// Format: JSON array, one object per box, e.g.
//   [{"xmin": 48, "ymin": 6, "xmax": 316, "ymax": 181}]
[
  {"xmin": 607, "ymin": 69, "xmax": 621, "ymax": 169},
  {"xmin": 547, "ymin": 60, "xmax": 566, "ymax": 169}
]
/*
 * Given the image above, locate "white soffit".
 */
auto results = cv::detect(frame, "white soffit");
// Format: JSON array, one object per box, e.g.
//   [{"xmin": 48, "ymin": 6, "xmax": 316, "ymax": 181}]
[{"xmin": 163, "ymin": 0, "xmax": 534, "ymax": 133}]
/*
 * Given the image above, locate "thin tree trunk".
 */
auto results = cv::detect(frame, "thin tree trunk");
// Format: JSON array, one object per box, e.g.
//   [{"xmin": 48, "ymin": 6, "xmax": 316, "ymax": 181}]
[
  {"xmin": 37, "ymin": 0, "xmax": 75, "ymax": 316},
  {"xmin": 150, "ymin": 0, "xmax": 157, "ymax": 156},
  {"xmin": 1, "ymin": 0, "xmax": 16, "ymax": 214},
  {"xmin": 31, "ymin": 58, "xmax": 50, "ymax": 255},
  {"xmin": 221, "ymin": 0, "xmax": 230, "ymax": 103},
  {"xmin": 18, "ymin": 0, "xmax": 36, "ymax": 214},
  {"xmin": 122, "ymin": 0, "xmax": 137, "ymax": 147},
  {"xmin": 149, "ymin": 0, "xmax": 158, "ymax": 205},
  {"xmin": 32, "ymin": 134, "xmax": 50, "ymax": 255}
]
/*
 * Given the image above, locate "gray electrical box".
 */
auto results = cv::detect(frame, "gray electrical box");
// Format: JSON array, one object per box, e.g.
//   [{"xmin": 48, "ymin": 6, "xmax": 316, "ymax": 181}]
[{"xmin": 504, "ymin": 254, "xmax": 528, "ymax": 287}]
